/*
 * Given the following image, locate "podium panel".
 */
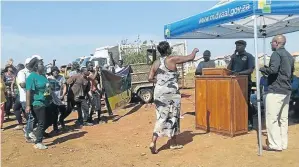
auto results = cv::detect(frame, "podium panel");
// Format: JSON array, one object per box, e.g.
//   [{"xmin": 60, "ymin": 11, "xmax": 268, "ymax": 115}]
[{"xmin": 195, "ymin": 68, "xmax": 248, "ymax": 137}]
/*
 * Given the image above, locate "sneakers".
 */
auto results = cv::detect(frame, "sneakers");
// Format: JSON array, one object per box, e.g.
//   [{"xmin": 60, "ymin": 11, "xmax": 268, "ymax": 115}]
[
  {"xmin": 24, "ymin": 132, "xmax": 36, "ymax": 143},
  {"xmin": 34, "ymin": 143, "xmax": 48, "ymax": 150},
  {"xmin": 13, "ymin": 125, "xmax": 24, "ymax": 130},
  {"xmin": 83, "ymin": 122, "xmax": 94, "ymax": 126},
  {"xmin": 24, "ymin": 130, "xmax": 37, "ymax": 140},
  {"xmin": 29, "ymin": 132, "xmax": 37, "ymax": 140}
]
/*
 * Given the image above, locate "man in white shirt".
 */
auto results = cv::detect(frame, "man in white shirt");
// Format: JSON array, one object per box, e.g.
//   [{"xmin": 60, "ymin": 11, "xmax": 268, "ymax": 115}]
[
  {"xmin": 17, "ymin": 57, "xmax": 37, "ymax": 142},
  {"xmin": 17, "ymin": 58, "xmax": 31, "ymax": 107}
]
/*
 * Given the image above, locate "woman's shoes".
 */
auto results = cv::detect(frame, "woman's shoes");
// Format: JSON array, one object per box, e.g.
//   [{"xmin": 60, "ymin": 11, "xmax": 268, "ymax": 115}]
[{"xmin": 149, "ymin": 142, "xmax": 157, "ymax": 154}]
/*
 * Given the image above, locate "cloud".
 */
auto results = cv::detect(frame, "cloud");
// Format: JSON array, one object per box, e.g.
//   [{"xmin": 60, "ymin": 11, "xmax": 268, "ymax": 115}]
[
  {"xmin": 2, "ymin": 29, "xmax": 298, "ymax": 68},
  {"xmin": 1, "ymin": 31, "xmax": 163, "ymax": 66}
]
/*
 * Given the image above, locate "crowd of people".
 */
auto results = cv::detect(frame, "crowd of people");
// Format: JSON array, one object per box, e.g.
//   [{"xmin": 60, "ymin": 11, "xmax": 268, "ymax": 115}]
[
  {"xmin": 1, "ymin": 34, "xmax": 297, "ymax": 154},
  {"xmin": 0, "ymin": 55, "xmax": 114, "ymax": 150}
]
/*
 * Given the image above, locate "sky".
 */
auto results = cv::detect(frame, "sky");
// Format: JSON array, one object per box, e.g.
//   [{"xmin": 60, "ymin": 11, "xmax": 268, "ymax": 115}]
[{"xmin": 1, "ymin": 1, "xmax": 299, "ymax": 67}]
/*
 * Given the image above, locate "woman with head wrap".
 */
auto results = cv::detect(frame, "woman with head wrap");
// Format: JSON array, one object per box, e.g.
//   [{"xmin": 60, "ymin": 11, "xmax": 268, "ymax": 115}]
[
  {"xmin": 25, "ymin": 57, "xmax": 51, "ymax": 150},
  {"xmin": 148, "ymin": 41, "xmax": 199, "ymax": 154}
]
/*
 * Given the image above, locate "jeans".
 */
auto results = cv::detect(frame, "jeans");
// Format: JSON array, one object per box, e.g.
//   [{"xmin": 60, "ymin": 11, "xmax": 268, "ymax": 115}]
[
  {"xmin": 89, "ymin": 92, "xmax": 101, "ymax": 122},
  {"xmin": 76, "ymin": 99, "xmax": 89, "ymax": 125},
  {"xmin": 25, "ymin": 104, "xmax": 37, "ymax": 138},
  {"xmin": 66, "ymin": 97, "xmax": 89, "ymax": 125},
  {"xmin": 32, "ymin": 106, "xmax": 46, "ymax": 144}
]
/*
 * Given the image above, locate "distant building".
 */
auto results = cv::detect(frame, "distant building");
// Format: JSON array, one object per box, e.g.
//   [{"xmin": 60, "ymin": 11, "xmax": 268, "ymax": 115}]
[
  {"xmin": 192, "ymin": 57, "xmax": 203, "ymax": 70},
  {"xmin": 214, "ymin": 56, "xmax": 229, "ymax": 67},
  {"xmin": 292, "ymin": 52, "xmax": 299, "ymax": 62},
  {"xmin": 258, "ymin": 53, "xmax": 270, "ymax": 65},
  {"xmin": 213, "ymin": 55, "xmax": 231, "ymax": 67}
]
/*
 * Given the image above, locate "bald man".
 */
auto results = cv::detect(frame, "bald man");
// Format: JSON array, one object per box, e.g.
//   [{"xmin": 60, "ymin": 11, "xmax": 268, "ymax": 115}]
[{"xmin": 260, "ymin": 34, "xmax": 295, "ymax": 152}]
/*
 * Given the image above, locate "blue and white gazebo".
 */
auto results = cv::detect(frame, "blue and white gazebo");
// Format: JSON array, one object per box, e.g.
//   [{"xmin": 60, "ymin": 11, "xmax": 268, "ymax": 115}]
[{"xmin": 164, "ymin": 0, "xmax": 299, "ymax": 155}]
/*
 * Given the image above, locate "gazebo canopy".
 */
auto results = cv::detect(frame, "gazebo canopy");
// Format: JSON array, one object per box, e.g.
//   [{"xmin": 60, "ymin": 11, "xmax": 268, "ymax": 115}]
[{"xmin": 164, "ymin": 0, "xmax": 299, "ymax": 39}]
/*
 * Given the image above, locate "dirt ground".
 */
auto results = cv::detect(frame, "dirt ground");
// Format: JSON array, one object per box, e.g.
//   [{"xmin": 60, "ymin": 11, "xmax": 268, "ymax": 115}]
[{"xmin": 1, "ymin": 89, "xmax": 299, "ymax": 167}]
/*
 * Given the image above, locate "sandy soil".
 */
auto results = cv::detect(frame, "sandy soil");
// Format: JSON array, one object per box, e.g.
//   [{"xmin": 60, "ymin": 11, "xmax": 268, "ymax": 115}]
[{"xmin": 1, "ymin": 89, "xmax": 299, "ymax": 167}]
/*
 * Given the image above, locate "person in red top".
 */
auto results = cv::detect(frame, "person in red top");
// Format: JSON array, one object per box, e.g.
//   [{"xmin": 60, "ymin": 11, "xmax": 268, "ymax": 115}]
[{"xmin": 86, "ymin": 61, "xmax": 103, "ymax": 124}]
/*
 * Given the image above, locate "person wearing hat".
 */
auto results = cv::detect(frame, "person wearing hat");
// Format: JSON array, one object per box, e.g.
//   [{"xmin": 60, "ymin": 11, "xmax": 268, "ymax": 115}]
[
  {"xmin": 14, "ymin": 57, "xmax": 37, "ymax": 142},
  {"xmin": 195, "ymin": 50, "xmax": 216, "ymax": 75},
  {"xmin": 47, "ymin": 66, "xmax": 68, "ymax": 131},
  {"xmin": 31, "ymin": 55, "xmax": 43, "ymax": 61},
  {"xmin": 227, "ymin": 40, "xmax": 255, "ymax": 130},
  {"xmin": 25, "ymin": 57, "xmax": 51, "ymax": 149}
]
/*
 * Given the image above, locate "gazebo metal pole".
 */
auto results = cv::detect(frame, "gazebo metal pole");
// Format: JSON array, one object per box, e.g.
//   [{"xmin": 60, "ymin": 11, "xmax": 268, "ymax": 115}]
[
  {"xmin": 253, "ymin": 14, "xmax": 263, "ymax": 156},
  {"xmin": 263, "ymin": 37, "xmax": 267, "ymax": 65}
]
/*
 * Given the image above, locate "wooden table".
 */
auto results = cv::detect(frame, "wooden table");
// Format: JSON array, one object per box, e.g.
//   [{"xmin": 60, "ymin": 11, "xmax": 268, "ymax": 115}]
[{"xmin": 195, "ymin": 68, "xmax": 248, "ymax": 137}]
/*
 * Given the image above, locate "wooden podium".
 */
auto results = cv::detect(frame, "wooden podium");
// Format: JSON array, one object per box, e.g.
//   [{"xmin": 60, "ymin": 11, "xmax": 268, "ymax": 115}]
[{"xmin": 195, "ymin": 68, "xmax": 248, "ymax": 137}]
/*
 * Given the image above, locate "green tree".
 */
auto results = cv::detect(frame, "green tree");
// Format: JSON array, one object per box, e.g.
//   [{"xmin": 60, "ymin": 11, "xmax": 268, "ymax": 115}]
[{"xmin": 123, "ymin": 52, "xmax": 147, "ymax": 65}]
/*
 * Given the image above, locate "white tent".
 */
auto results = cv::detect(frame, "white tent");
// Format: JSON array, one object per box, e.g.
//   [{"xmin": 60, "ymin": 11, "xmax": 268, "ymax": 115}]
[{"xmin": 164, "ymin": 0, "xmax": 299, "ymax": 156}]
